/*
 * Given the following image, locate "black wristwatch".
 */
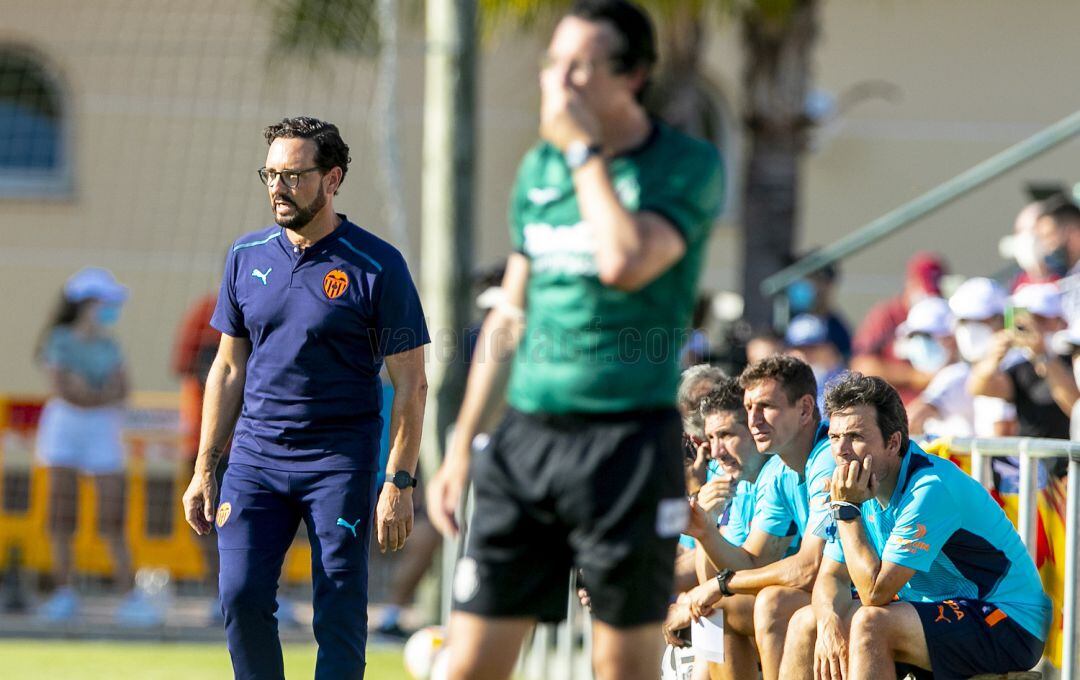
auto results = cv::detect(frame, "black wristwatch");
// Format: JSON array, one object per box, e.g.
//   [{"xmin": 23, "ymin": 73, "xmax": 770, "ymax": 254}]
[
  {"xmin": 715, "ymin": 568, "xmax": 735, "ymax": 597},
  {"xmin": 831, "ymin": 502, "xmax": 861, "ymax": 522},
  {"xmin": 388, "ymin": 471, "xmax": 418, "ymax": 489}
]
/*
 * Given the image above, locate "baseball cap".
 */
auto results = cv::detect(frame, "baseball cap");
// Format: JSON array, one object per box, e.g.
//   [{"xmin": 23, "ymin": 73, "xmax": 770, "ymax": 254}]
[
  {"xmin": 897, "ymin": 296, "xmax": 953, "ymax": 337},
  {"xmin": 948, "ymin": 277, "xmax": 1006, "ymax": 321},
  {"xmin": 906, "ymin": 252, "xmax": 946, "ymax": 295},
  {"xmin": 785, "ymin": 314, "xmax": 830, "ymax": 348},
  {"xmin": 63, "ymin": 267, "xmax": 128, "ymax": 304},
  {"xmin": 1011, "ymin": 283, "xmax": 1062, "ymax": 319}
]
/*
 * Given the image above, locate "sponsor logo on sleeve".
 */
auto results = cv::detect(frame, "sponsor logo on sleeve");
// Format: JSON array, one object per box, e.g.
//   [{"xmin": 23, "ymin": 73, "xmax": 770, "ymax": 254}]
[{"xmin": 890, "ymin": 523, "xmax": 930, "ymax": 554}]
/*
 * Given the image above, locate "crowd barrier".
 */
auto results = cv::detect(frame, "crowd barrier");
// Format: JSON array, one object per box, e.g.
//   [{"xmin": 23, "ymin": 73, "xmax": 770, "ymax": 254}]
[
  {"xmin": 0, "ymin": 395, "xmax": 312, "ymax": 586},
  {"xmin": 442, "ymin": 437, "xmax": 1080, "ymax": 680}
]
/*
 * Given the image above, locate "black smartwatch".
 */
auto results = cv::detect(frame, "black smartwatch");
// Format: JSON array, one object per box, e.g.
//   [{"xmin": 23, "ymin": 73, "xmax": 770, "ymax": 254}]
[
  {"xmin": 715, "ymin": 568, "xmax": 735, "ymax": 597},
  {"xmin": 830, "ymin": 502, "xmax": 861, "ymax": 522},
  {"xmin": 388, "ymin": 471, "xmax": 418, "ymax": 490}
]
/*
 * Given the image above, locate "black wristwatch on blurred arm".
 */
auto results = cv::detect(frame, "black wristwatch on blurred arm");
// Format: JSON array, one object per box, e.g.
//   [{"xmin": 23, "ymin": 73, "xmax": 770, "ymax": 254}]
[
  {"xmin": 388, "ymin": 471, "xmax": 418, "ymax": 489},
  {"xmin": 715, "ymin": 569, "xmax": 735, "ymax": 597}
]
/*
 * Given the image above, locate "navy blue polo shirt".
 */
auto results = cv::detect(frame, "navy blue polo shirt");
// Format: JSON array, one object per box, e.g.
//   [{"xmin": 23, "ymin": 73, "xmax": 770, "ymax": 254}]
[{"xmin": 211, "ymin": 216, "xmax": 429, "ymax": 472}]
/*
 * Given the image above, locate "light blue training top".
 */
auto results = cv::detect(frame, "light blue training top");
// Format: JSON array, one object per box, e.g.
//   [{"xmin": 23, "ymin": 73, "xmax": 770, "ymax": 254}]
[
  {"xmin": 755, "ymin": 421, "xmax": 835, "ymax": 542},
  {"xmin": 819, "ymin": 444, "xmax": 1052, "ymax": 641}
]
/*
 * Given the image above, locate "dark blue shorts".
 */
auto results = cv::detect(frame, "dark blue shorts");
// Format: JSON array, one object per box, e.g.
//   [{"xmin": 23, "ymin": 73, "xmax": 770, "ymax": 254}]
[{"xmin": 899, "ymin": 599, "xmax": 1044, "ymax": 680}]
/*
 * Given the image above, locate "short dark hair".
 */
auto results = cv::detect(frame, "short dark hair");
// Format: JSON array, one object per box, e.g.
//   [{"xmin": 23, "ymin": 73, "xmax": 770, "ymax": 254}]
[
  {"xmin": 263, "ymin": 117, "xmax": 351, "ymax": 191},
  {"xmin": 568, "ymin": 0, "xmax": 656, "ymax": 76},
  {"xmin": 824, "ymin": 372, "xmax": 909, "ymax": 455},
  {"xmin": 739, "ymin": 355, "xmax": 819, "ymax": 421},
  {"xmin": 1040, "ymin": 195, "xmax": 1080, "ymax": 228},
  {"xmin": 700, "ymin": 377, "xmax": 745, "ymax": 422}
]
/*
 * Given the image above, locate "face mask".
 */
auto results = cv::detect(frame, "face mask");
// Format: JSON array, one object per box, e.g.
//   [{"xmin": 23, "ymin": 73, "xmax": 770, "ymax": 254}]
[
  {"xmin": 1013, "ymin": 232, "xmax": 1045, "ymax": 273},
  {"xmin": 1045, "ymin": 246, "xmax": 1069, "ymax": 277},
  {"xmin": 955, "ymin": 322, "xmax": 993, "ymax": 363},
  {"xmin": 97, "ymin": 304, "xmax": 121, "ymax": 327},
  {"xmin": 787, "ymin": 279, "xmax": 817, "ymax": 315},
  {"xmin": 906, "ymin": 335, "xmax": 948, "ymax": 373}
]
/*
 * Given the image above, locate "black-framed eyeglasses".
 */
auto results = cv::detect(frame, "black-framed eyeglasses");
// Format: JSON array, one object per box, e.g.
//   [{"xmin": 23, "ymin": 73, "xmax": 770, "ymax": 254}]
[{"xmin": 258, "ymin": 166, "xmax": 321, "ymax": 189}]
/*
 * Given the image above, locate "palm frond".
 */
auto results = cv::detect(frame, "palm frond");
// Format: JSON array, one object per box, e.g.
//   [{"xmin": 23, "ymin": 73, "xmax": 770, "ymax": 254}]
[{"xmin": 265, "ymin": 0, "xmax": 381, "ymax": 61}]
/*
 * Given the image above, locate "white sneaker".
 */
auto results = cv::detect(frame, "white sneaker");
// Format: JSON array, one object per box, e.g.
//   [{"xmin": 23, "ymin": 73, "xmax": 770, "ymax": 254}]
[
  {"xmin": 38, "ymin": 586, "xmax": 79, "ymax": 622},
  {"xmin": 115, "ymin": 589, "xmax": 165, "ymax": 627}
]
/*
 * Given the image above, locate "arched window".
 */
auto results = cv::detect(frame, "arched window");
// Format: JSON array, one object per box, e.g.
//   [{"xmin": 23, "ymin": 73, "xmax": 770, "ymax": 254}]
[{"xmin": 0, "ymin": 45, "xmax": 69, "ymax": 197}]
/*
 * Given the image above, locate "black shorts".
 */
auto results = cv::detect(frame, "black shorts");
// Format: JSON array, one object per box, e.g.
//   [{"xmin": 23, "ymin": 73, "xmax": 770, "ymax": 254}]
[
  {"xmin": 898, "ymin": 599, "xmax": 1044, "ymax": 680},
  {"xmin": 453, "ymin": 407, "xmax": 685, "ymax": 627}
]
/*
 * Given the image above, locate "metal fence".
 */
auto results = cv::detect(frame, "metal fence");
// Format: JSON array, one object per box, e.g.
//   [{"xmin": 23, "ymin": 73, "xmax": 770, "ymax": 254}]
[{"xmin": 440, "ymin": 436, "xmax": 1080, "ymax": 680}]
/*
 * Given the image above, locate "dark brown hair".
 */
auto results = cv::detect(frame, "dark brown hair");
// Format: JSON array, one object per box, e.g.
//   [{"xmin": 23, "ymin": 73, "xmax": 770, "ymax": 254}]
[
  {"xmin": 263, "ymin": 116, "xmax": 351, "ymax": 191},
  {"xmin": 824, "ymin": 372, "xmax": 909, "ymax": 455}
]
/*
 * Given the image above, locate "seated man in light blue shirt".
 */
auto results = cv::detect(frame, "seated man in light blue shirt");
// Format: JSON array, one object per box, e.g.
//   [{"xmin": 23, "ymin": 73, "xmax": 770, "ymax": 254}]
[
  {"xmin": 781, "ymin": 372, "xmax": 1050, "ymax": 680},
  {"xmin": 681, "ymin": 356, "xmax": 837, "ymax": 680},
  {"xmin": 667, "ymin": 376, "xmax": 784, "ymax": 678}
]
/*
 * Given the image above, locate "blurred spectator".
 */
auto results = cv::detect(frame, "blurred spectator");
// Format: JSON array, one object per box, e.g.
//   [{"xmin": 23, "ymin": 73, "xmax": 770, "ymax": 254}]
[
  {"xmin": 679, "ymin": 294, "xmax": 713, "ymax": 369},
  {"xmin": 907, "ymin": 279, "xmax": 1018, "ymax": 437},
  {"xmin": 1010, "ymin": 200, "xmax": 1057, "ymax": 290},
  {"xmin": 171, "ymin": 293, "xmax": 229, "ymax": 622},
  {"xmin": 172, "ymin": 293, "xmax": 219, "ymax": 458},
  {"xmin": 1065, "ymin": 320, "xmax": 1080, "ymax": 441},
  {"xmin": 33, "ymin": 268, "xmax": 156, "ymax": 625},
  {"xmin": 785, "ymin": 253, "xmax": 852, "ymax": 359},
  {"xmin": 745, "ymin": 330, "xmax": 784, "ymax": 366},
  {"xmin": 1037, "ymin": 197, "xmax": 1080, "ymax": 322},
  {"xmin": 783, "ymin": 313, "xmax": 845, "ymax": 411},
  {"xmin": 969, "ymin": 284, "xmax": 1076, "ymax": 473},
  {"xmin": 851, "ymin": 251, "xmax": 947, "ymax": 403}
]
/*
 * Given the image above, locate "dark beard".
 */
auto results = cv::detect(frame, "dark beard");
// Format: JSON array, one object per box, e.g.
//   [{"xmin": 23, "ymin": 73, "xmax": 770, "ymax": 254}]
[{"xmin": 274, "ymin": 190, "xmax": 327, "ymax": 231}]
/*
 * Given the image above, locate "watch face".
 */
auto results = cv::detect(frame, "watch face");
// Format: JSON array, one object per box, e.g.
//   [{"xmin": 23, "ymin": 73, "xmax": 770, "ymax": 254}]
[{"xmin": 392, "ymin": 471, "xmax": 415, "ymax": 488}]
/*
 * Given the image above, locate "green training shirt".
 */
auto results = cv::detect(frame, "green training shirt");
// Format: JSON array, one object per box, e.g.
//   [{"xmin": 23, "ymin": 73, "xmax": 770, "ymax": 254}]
[{"xmin": 507, "ymin": 121, "xmax": 724, "ymax": 414}]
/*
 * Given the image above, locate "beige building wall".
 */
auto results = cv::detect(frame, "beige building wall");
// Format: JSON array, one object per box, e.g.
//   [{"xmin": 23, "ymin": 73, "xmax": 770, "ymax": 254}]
[{"xmin": 1, "ymin": 0, "xmax": 1079, "ymax": 394}]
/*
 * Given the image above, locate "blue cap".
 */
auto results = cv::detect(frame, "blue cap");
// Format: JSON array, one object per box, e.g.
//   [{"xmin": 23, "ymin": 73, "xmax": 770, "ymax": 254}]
[
  {"xmin": 63, "ymin": 267, "xmax": 128, "ymax": 304},
  {"xmin": 785, "ymin": 314, "xmax": 829, "ymax": 348}
]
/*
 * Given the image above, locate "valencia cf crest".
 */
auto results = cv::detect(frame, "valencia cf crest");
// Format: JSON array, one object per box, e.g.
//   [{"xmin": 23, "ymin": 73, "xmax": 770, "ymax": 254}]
[
  {"xmin": 216, "ymin": 502, "xmax": 232, "ymax": 528},
  {"xmin": 323, "ymin": 269, "xmax": 349, "ymax": 299}
]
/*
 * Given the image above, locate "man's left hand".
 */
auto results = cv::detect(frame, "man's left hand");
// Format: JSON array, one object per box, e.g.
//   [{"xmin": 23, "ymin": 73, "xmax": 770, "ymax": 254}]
[
  {"xmin": 539, "ymin": 72, "xmax": 600, "ymax": 152},
  {"xmin": 376, "ymin": 485, "xmax": 414, "ymax": 553},
  {"xmin": 830, "ymin": 456, "xmax": 876, "ymax": 506}
]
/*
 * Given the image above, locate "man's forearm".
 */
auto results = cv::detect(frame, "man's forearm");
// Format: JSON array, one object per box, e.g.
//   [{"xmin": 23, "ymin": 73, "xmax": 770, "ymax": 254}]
[
  {"xmin": 572, "ymin": 161, "xmax": 649, "ymax": 285},
  {"xmin": 697, "ymin": 529, "xmax": 758, "ymax": 572},
  {"xmin": 384, "ymin": 380, "xmax": 426, "ymax": 476},
  {"xmin": 448, "ymin": 310, "xmax": 522, "ymax": 463},
  {"xmin": 812, "ymin": 567, "xmax": 850, "ymax": 624},
  {"xmin": 836, "ymin": 521, "xmax": 886, "ymax": 604},
  {"xmin": 1042, "ymin": 358, "xmax": 1080, "ymax": 415},
  {"xmin": 194, "ymin": 358, "xmax": 244, "ymax": 475},
  {"xmin": 727, "ymin": 550, "xmax": 819, "ymax": 595}
]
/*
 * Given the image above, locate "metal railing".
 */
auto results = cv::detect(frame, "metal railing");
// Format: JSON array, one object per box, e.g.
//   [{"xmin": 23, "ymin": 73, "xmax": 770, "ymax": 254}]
[
  {"xmin": 926, "ymin": 436, "xmax": 1080, "ymax": 680},
  {"xmin": 440, "ymin": 436, "xmax": 1080, "ymax": 679},
  {"xmin": 759, "ymin": 108, "xmax": 1080, "ymax": 307}
]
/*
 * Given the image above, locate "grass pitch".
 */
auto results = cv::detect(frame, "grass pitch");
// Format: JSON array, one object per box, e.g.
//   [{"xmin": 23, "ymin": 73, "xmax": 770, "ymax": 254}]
[{"xmin": 0, "ymin": 639, "xmax": 410, "ymax": 679}]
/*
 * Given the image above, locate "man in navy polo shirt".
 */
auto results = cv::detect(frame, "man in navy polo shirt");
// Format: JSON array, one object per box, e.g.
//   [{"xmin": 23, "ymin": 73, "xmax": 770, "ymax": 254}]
[{"xmin": 182, "ymin": 116, "xmax": 429, "ymax": 680}]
